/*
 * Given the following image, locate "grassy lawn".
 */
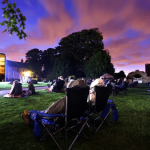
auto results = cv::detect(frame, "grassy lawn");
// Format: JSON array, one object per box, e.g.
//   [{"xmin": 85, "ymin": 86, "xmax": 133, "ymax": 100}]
[
  {"xmin": 0, "ymin": 82, "xmax": 48, "ymax": 90},
  {"xmin": 0, "ymin": 84, "xmax": 150, "ymax": 150}
]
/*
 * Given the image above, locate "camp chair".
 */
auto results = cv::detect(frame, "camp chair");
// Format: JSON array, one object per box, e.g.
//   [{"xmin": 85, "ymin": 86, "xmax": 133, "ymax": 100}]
[
  {"xmin": 11, "ymin": 82, "xmax": 22, "ymax": 96},
  {"xmin": 89, "ymin": 86, "xmax": 118, "ymax": 133},
  {"xmin": 29, "ymin": 86, "xmax": 90, "ymax": 150},
  {"xmin": 65, "ymin": 86, "xmax": 90, "ymax": 150}
]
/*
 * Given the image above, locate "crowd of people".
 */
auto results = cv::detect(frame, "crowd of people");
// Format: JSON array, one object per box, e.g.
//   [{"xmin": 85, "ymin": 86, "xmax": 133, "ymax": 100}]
[
  {"xmin": 3, "ymin": 75, "xmax": 135, "ymax": 125},
  {"xmin": 21, "ymin": 76, "xmax": 128, "ymax": 125},
  {"xmin": 3, "ymin": 80, "xmax": 36, "ymax": 97}
]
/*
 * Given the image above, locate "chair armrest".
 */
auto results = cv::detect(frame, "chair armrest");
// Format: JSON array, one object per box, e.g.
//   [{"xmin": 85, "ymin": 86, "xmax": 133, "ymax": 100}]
[{"xmin": 29, "ymin": 110, "xmax": 67, "ymax": 118}]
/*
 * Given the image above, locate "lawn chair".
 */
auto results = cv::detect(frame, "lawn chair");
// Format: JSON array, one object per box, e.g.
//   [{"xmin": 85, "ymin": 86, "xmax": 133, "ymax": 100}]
[
  {"xmin": 89, "ymin": 86, "xmax": 118, "ymax": 133},
  {"xmin": 65, "ymin": 86, "xmax": 90, "ymax": 150},
  {"xmin": 29, "ymin": 86, "xmax": 90, "ymax": 150}
]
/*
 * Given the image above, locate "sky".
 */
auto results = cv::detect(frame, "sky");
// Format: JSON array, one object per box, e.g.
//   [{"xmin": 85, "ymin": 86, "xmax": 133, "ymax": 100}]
[{"xmin": 0, "ymin": 0, "xmax": 150, "ymax": 76}]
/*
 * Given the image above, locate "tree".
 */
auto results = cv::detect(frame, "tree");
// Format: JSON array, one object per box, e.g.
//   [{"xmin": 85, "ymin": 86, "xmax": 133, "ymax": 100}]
[
  {"xmin": 41, "ymin": 48, "xmax": 57, "ymax": 77},
  {"xmin": 0, "ymin": 0, "xmax": 27, "ymax": 39},
  {"xmin": 114, "ymin": 70, "xmax": 126, "ymax": 79},
  {"xmin": 25, "ymin": 49, "xmax": 43, "ymax": 76},
  {"xmin": 85, "ymin": 49, "xmax": 115, "ymax": 79},
  {"xmin": 51, "ymin": 55, "xmax": 77, "ymax": 79},
  {"xmin": 58, "ymin": 28, "xmax": 104, "ymax": 64}
]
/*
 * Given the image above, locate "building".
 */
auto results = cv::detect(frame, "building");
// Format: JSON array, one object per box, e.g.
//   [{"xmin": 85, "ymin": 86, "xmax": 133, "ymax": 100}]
[
  {"xmin": 0, "ymin": 53, "xmax": 5, "ymax": 82},
  {"xmin": 0, "ymin": 53, "xmax": 35, "ymax": 83},
  {"xmin": 145, "ymin": 64, "xmax": 150, "ymax": 76},
  {"xmin": 127, "ymin": 64, "xmax": 150, "ymax": 83},
  {"xmin": 5, "ymin": 59, "xmax": 33, "ymax": 83},
  {"xmin": 5, "ymin": 59, "xmax": 27, "ymax": 81}
]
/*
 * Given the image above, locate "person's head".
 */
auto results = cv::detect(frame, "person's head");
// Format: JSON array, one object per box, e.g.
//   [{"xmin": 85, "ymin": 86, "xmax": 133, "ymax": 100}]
[
  {"xmin": 124, "ymin": 78, "xmax": 127, "ymax": 81},
  {"xmin": 69, "ymin": 76, "xmax": 73, "ymax": 80},
  {"xmin": 60, "ymin": 76, "xmax": 63, "ymax": 80},
  {"xmin": 90, "ymin": 78, "xmax": 104, "ymax": 88},
  {"xmin": 13, "ymin": 80, "xmax": 18, "ymax": 84}
]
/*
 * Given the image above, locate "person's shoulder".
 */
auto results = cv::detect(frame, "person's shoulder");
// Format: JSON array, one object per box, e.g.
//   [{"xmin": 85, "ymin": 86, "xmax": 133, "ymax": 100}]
[
  {"xmin": 72, "ymin": 79, "xmax": 86, "ymax": 88},
  {"xmin": 67, "ymin": 80, "xmax": 75, "ymax": 88}
]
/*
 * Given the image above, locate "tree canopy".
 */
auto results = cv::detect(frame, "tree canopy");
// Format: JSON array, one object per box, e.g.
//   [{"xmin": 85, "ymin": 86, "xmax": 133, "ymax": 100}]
[
  {"xmin": 25, "ymin": 28, "xmax": 115, "ymax": 79},
  {"xmin": 114, "ymin": 70, "xmax": 126, "ymax": 79},
  {"xmin": 25, "ymin": 49, "xmax": 43, "ymax": 76},
  {"xmin": 85, "ymin": 50, "xmax": 115, "ymax": 78},
  {"xmin": 59, "ymin": 28, "xmax": 104, "ymax": 64}
]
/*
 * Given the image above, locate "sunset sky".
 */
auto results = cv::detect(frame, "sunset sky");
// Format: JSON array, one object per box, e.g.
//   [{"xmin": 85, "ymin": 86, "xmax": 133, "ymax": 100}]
[{"xmin": 0, "ymin": 0, "xmax": 150, "ymax": 75}]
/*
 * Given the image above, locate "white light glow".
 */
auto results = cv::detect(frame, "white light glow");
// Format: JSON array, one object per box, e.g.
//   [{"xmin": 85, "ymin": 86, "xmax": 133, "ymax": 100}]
[{"xmin": 24, "ymin": 71, "xmax": 31, "ymax": 77}]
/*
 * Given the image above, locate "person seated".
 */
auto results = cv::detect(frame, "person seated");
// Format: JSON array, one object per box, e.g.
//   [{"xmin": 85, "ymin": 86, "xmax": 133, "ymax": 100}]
[
  {"xmin": 4, "ymin": 80, "xmax": 23, "ymax": 97},
  {"xmin": 45, "ymin": 83, "xmax": 53, "ymax": 92},
  {"xmin": 114, "ymin": 78, "xmax": 128, "ymax": 94},
  {"xmin": 88, "ymin": 78, "xmax": 104, "ymax": 106},
  {"xmin": 128, "ymin": 81, "xmax": 137, "ymax": 87},
  {"xmin": 22, "ymin": 82, "xmax": 36, "ymax": 96},
  {"xmin": 66, "ymin": 77, "xmax": 75, "ymax": 88},
  {"xmin": 53, "ymin": 76, "xmax": 65, "ymax": 92},
  {"xmin": 28, "ymin": 81, "xmax": 36, "ymax": 94},
  {"xmin": 21, "ymin": 79, "xmax": 87, "ymax": 124},
  {"xmin": 116, "ymin": 78, "xmax": 122, "ymax": 85},
  {"xmin": 45, "ymin": 76, "xmax": 65, "ymax": 93},
  {"xmin": 104, "ymin": 79, "xmax": 110, "ymax": 87}
]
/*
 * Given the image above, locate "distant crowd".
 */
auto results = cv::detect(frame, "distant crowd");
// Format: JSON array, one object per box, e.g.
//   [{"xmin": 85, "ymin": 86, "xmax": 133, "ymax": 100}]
[{"xmin": 3, "ymin": 75, "xmax": 139, "ymax": 98}]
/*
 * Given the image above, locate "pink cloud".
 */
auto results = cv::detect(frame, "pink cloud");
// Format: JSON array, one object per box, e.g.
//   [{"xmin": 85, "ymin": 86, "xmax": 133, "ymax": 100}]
[
  {"xmin": 0, "ymin": 44, "xmax": 32, "ymax": 62},
  {"xmin": 27, "ymin": 0, "xmax": 75, "ymax": 45},
  {"xmin": 73, "ymin": 0, "xmax": 150, "ymax": 40}
]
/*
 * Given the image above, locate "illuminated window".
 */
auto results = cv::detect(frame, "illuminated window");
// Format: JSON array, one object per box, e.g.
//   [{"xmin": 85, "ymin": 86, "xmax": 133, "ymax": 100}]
[{"xmin": 0, "ymin": 53, "xmax": 5, "ymax": 82}]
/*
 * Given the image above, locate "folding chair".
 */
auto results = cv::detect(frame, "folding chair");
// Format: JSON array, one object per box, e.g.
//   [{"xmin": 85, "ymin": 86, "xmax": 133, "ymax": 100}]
[
  {"xmin": 89, "ymin": 86, "xmax": 118, "ymax": 133},
  {"xmin": 65, "ymin": 86, "xmax": 90, "ymax": 150},
  {"xmin": 29, "ymin": 86, "xmax": 90, "ymax": 150}
]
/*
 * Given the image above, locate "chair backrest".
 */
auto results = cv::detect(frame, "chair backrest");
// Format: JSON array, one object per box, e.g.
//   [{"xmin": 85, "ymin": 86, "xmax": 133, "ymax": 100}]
[
  {"xmin": 66, "ymin": 86, "xmax": 89, "ymax": 119},
  {"xmin": 55, "ymin": 79, "xmax": 65, "ymax": 91},
  {"xmin": 11, "ymin": 83, "xmax": 22, "ymax": 95},
  {"xmin": 94, "ymin": 86, "xmax": 112, "ymax": 113}
]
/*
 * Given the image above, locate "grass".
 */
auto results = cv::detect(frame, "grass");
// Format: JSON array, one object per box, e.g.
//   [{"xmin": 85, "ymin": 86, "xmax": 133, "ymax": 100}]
[
  {"xmin": 0, "ymin": 84, "xmax": 150, "ymax": 150},
  {"xmin": 0, "ymin": 82, "xmax": 48, "ymax": 90}
]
